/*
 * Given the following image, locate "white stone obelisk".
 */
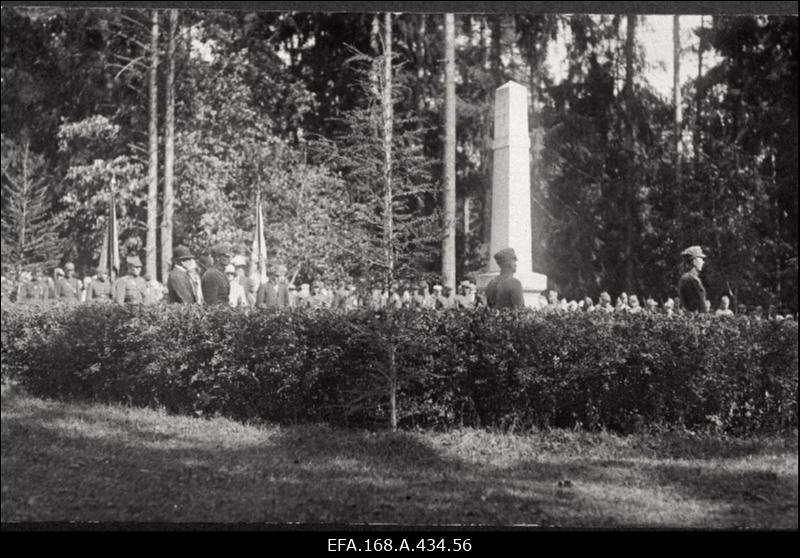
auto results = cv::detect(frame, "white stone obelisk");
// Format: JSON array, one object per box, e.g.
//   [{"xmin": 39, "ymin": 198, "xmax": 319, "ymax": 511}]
[{"xmin": 477, "ymin": 81, "xmax": 547, "ymax": 307}]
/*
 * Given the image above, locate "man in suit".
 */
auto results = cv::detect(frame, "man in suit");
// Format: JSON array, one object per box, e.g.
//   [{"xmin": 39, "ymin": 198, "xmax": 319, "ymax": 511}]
[
  {"xmin": 202, "ymin": 243, "xmax": 230, "ymax": 305},
  {"xmin": 167, "ymin": 246, "xmax": 198, "ymax": 304}
]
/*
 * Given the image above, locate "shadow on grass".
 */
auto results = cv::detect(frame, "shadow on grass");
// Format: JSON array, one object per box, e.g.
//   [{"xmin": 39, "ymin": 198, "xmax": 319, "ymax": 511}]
[{"xmin": 1, "ymin": 391, "xmax": 797, "ymax": 528}]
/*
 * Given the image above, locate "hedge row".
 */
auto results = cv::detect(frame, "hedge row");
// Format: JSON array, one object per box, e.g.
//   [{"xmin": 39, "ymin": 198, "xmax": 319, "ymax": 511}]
[{"xmin": 1, "ymin": 302, "xmax": 797, "ymax": 433}]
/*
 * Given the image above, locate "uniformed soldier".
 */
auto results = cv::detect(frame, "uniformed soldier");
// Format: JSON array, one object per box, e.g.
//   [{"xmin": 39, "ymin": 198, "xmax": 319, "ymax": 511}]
[
  {"xmin": 256, "ymin": 268, "xmax": 279, "ymax": 308},
  {"xmin": 19, "ymin": 267, "xmax": 50, "ymax": 304},
  {"xmin": 715, "ymin": 295, "xmax": 734, "ymax": 317},
  {"xmin": 678, "ymin": 245, "xmax": 708, "ymax": 313},
  {"xmin": 484, "ymin": 248, "xmax": 525, "ymax": 309},
  {"xmin": 227, "ymin": 264, "xmax": 249, "ymax": 307},
  {"xmin": 412, "ymin": 282, "xmax": 433, "ymax": 309},
  {"xmin": 202, "ymin": 243, "xmax": 231, "ymax": 305},
  {"xmin": 0, "ymin": 272, "xmax": 13, "ymax": 304},
  {"xmin": 437, "ymin": 285, "xmax": 457, "ymax": 309},
  {"xmin": 114, "ymin": 255, "xmax": 147, "ymax": 306},
  {"xmin": 628, "ymin": 294, "xmax": 643, "ymax": 314},
  {"xmin": 54, "ymin": 262, "xmax": 83, "ymax": 302},
  {"xmin": 309, "ymin": 280, "xmax": 331, "ymax": 309},
  {"xmin": 274, "ymin": 265, "xmax": 290, "ymax": 308},
  {"xmin": 597, "ymin": 291, "xmax": 614, "ymax": 313},
  {"xmin": 167, "ymin": 246, "xmax": 198, "ymax": 304},
  {"xmin": 454, "ymin": 281, "xmax": 474, "ymax": 309},
  {"xmin": 86, "ymin": 267, "xmax": 113, "ymax": 301}
]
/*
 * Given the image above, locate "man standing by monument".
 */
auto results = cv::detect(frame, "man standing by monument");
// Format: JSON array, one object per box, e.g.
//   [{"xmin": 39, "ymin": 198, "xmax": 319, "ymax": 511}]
[
  {"xmin": 678, "ymin": 245, "xmax": 708, "ymax": 313},
  {"xmin": 484, "ymin": 248, "xmax": 525, "ymax": 309}
]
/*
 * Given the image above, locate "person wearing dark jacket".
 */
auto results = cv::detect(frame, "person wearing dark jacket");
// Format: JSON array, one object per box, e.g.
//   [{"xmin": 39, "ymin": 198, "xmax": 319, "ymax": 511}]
[
  {"xmin": 484, "ymin": 248, "xmax": 525, "ymax": 309},
  {"xmin": 678, "ymin": 245, "xmax": 708, "ymax": 313},
  {"xmin": 202, "ymin": 243, "xmax": 230, "ymax": 305},
  {"xmin": 168, "ymin": 246, "xmax": 198, "ymax": 304}
]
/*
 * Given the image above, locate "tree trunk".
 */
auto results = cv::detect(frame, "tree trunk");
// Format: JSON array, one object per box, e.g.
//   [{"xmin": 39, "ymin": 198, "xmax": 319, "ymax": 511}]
[
  {"xmin": 623, "ymin": 15, "xmax": 637, "ymax": 292},
  {"xmin": 383, "ymin": 12, "xmax": 394, "ymax": 284},
  {"xmin": 146, "ymin": 10, "xmax": 159, "ymax": 279},
  {"xmin": 388, "ymin": 340, "xmax": 398, "ymax": 432},
  {"xmin": 161, "ymin": 8, "xmax": 177, "ymax": 284},
  {"xmin": 694, "ymin": 15, "xmax": 704, "ymax": 167},
  {"xmin": 442, "ymin": 13, "xmax": 457, "ymax": 290},
  {"xmin": 674, "ymin": 15, "xmax": 683, "ymax": 205}
]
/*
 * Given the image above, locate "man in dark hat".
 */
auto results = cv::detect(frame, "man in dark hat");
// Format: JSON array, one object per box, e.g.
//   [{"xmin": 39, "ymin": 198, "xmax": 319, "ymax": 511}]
[
  {"xmin": 167, "ymin": 246, "xmax": 199, "ymax": 304},
  {"xmin": 678, "ymin": 245, "xmax": 708, "ymax": 313},
  {"xmin": 86, "ymin": 267, "xmax": 112, "ymax": 301},
  {"xmin": 114, "ymin": 255, "xmax": 147, "ymax": 306},
  {"xmin": 484, "ymin": 248, "xmax": 525, "ymax": 309},
  {"xmin": 202, "ymin": 243, "xmax": 231, "ymax": 305},
  {"xmin": 54, "ymin": 262, "xmax": 83, "ymax": 302}
]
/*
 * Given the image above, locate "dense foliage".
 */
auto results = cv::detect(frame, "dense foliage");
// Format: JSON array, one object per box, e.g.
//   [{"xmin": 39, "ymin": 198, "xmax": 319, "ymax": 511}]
[{"xmin": 2, "ymin": 303, "xmax": 796, "ymax": 434}]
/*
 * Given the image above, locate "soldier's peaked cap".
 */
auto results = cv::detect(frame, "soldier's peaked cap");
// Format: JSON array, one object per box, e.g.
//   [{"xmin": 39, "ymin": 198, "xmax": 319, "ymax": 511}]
[
  {"xmin": 681, "ymin": 245, "xmax": 708, "ymax": 259},
  {"xmin": 64, "ymin": 262, "xmax": 75, "ymax": 271},
  {"xmin": 494, "ymin": 247, "xmax": 518, "ymax": 266},
  {"xmin": 126, "ymin": 255, "xmax": 142, "ymax": 267}
]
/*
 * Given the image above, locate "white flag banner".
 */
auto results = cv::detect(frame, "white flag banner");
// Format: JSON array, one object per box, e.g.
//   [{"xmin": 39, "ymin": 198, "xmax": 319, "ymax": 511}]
[{"xmin": 251, "ymin": 195, "xmax": 268, "ymax": 283}]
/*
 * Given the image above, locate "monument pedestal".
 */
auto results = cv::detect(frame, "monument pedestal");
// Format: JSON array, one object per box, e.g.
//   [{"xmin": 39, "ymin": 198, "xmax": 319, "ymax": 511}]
[{"xmin": 480, "ymin": 80, "xmax": 547, "ymax": 308}]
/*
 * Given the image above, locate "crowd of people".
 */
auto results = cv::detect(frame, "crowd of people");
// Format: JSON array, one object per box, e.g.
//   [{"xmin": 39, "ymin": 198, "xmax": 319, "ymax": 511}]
[{"xmin": 1, "ymin": 243, "xmax": 796, "ymax": 322}]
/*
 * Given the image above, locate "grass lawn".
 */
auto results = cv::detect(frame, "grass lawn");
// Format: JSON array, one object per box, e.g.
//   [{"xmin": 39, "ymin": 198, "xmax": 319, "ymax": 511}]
[{"xmin": 1, "ymin": 386, "xmax": 797, "ymax": 527}]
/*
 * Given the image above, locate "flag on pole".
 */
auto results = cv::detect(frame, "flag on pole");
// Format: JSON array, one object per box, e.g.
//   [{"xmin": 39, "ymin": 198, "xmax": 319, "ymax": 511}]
[
  {"xmin": 251, "ymin": 192, "xmax": 267, "ymax": 283},
  {"xmin": 99, "ymin": 191, "xmax": 120, "ymax": 277}
]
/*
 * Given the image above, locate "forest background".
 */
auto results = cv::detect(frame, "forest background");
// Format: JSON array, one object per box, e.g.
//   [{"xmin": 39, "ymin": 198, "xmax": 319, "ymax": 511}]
[{"xmin": 1, "ymin": 7, "xmax": 797, "ymax": 312}]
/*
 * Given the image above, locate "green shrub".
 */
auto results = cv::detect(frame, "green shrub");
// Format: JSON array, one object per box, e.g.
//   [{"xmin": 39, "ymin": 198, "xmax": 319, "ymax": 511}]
[{"xmin": 1, "ymin": 303, "xmax": 797, "ymax": 434}]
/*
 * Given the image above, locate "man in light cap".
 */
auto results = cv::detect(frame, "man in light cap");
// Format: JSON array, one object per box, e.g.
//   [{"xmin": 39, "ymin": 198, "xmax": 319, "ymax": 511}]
[
  {"xmin": 167, "ymin": 246, "xmax": 198, "ymax": 304},
  {"xmin": 202, "ymin": 243, "xmax": 231, "ymax": 305},
  {"xmin": 114, "ymin": 255, "xmax": 147, "ymax": 306},
  {"xmin": 54, "ymin": 262, "xmax": 83, "ymax": 302},
  {"xmin": 484, "ymin": 248, "xmax": 525, "ymax": 309},
  {"xmin": 678, "ymin": 245, "xmax": 708, "ymax": 313}
]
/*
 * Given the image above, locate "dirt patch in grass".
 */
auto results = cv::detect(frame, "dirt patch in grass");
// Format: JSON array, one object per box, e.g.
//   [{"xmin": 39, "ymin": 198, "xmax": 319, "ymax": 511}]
[{"xmin": 1, "ymin": 389, "xmax": 796, "ymax": 527}]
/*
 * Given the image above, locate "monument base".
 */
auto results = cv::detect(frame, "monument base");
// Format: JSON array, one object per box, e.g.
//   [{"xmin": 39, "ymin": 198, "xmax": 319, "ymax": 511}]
[{"xmin": 476, "ymin": 270, "xmax": 548, "ymax": 309}]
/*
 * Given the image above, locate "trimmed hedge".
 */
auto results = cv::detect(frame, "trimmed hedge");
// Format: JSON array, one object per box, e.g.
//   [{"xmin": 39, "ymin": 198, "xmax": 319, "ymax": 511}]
[{"xmin": 1, "ymin": 302, "xmax": 797, "ymax": 434}]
